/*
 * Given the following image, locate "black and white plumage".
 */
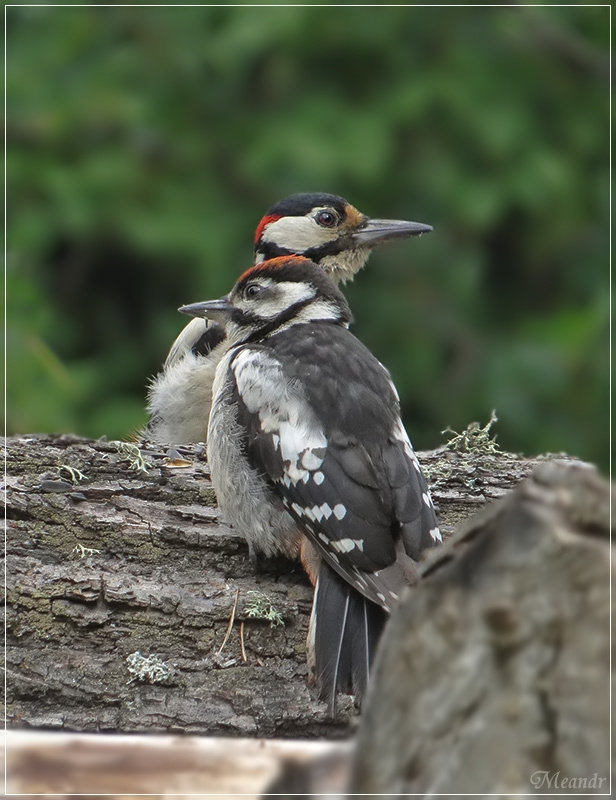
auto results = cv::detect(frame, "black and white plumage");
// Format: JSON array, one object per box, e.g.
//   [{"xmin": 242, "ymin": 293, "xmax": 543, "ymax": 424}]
[
  {"xmin": 145, "ymin": 193, "xmax": 432, "ymax": 444},
  {"xmin": 179, "ymin": 256, "xmax": 441, "ymax": 710}
]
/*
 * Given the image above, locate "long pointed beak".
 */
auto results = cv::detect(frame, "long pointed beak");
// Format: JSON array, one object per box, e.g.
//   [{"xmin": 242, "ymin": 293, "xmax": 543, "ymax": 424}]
[
  {"xmin": 351, "ymin": 217, "xmax": 433, "ymax": 247},
  {"xmin": 178, "ymin": 296, "xmax": 233, "ymax": 322}
]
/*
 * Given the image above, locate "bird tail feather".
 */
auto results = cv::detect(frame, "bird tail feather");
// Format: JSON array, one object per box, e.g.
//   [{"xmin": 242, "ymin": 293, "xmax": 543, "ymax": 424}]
[{"xmin": 310, "ymin": 561, "xmax": 387, "ymax": 714}]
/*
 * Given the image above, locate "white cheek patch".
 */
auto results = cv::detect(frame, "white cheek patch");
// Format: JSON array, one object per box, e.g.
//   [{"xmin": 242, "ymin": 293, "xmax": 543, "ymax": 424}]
[
  {"xmin": 266, "ymin": 299, "xmax": 343, "ymax": 335},
  {"xmin": 294, "ymin": 300, "xmax": 340, "ymax": 323},
  {"xmin": 239, "ymin": 281, "xmax": 316, "ymax": 319},
  {"xmin": 261, "ymin": 215, "xmax": 337, "ymax": 252}
]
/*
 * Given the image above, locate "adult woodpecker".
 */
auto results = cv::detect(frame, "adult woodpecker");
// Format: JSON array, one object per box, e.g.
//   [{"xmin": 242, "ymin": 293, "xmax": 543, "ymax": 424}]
[
  {"xmin": 179, "ymin": 256, "xmax": 441, "ymax": 710},
  {"xmin": 145, "ymin": 193, "xmax": 432, "ymax": 444}
]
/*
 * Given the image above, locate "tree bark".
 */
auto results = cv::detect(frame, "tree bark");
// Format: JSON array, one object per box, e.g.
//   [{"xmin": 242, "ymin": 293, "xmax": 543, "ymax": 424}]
[
  {"xmin": 4, "ymin": 433, "xmax": 593, "ymax": 738},
  {"xmin": 350, "ymin": 460, "xmax": 612, "ymax": 796}
]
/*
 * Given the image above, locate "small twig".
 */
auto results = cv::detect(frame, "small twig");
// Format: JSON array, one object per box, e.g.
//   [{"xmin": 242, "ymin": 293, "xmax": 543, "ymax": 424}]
[
  {"xmin": 217, "ymin": 588, "xmax": 240, "ymax": 656},
  {"xmin": 239, "ymin": 621, "xmax": 247, "ymax": 662}
]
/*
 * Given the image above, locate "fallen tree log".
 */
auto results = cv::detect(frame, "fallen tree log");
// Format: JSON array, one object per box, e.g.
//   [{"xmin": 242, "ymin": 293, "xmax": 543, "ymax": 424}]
[
  {"xmin": 4, "ymin": 730, "xmax": 351, "ymax": 798},
  {"xmin": 4, "ymin": 432, "xmax": 592, "ymax": 738}
]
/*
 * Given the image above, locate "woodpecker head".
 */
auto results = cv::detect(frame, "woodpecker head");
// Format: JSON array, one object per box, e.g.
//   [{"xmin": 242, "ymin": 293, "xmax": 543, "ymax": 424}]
[
  {"xmin": 180, "ymin": 256, "xmax": 352, "ymax": 346},
  {"xmin": 253, "ymin": 193, "xmax": 432, "ymax": 284}
]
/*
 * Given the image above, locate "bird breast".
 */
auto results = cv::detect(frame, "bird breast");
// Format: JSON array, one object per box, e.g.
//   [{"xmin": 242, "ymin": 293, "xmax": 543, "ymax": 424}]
[{"xmin": 207, "ymin": 348, "xmax": 302, "ymax": 558}]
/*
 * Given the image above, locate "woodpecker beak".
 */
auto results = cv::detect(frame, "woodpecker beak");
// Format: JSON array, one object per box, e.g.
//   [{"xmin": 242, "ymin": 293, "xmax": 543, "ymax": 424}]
[
  {"xmin": 351, "ymin": 218, "xmax": 432, "ymax": 246},
  {"xmin": 178, "ymin": 296, "xmax": 233, "ymax": 322}
]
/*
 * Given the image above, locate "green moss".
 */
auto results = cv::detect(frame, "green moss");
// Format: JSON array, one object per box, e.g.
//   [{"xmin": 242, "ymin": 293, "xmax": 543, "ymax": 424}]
[
  {"xmin": 442, "ymin": 410, "xmax": 501, "ymax": 455},
  {"xmin": 244, "ymin": 591, "xmax": 285, "ymax": 628}
]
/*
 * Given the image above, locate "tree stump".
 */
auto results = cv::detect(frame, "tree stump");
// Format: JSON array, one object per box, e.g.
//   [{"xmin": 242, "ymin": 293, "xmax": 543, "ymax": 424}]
[{"xmin": 349, "ymin": 460, "xmax": 611, "ymax": 795}]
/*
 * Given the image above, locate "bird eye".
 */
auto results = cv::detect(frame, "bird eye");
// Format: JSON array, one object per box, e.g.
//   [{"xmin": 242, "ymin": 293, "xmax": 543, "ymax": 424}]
[
  {"xmin": 244, "ymin": 283, "xmax": 262, "ymax": 299},
  {"xmin": 315, "ymin": 209, "xmax": 339, "ymax": 228}
]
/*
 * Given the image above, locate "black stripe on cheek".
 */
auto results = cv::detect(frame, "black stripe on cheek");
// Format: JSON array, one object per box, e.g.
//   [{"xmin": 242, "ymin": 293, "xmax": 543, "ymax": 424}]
[
  {"xmin": 241, "ymin": 298, "xmax": 318, "ymax": 343},
  {"xmin": 303, "ymin": 236, "xmax": 358, "ymax": 262},
  {"xmin": 255, "ymin": 242, "xmax": 295, "ymax": 261}
]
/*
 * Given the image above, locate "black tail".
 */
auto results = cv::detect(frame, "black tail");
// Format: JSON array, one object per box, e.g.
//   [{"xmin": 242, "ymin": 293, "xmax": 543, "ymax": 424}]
[{"xmin": 310, "ymin": 561, "xmax": 388, "ymax": 714}]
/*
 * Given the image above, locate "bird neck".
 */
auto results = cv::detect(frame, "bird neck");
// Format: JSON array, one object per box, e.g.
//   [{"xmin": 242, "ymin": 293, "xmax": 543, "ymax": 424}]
[{"xmin": 254, "ymin": 244, "xmax": 371, "ymax": 286}]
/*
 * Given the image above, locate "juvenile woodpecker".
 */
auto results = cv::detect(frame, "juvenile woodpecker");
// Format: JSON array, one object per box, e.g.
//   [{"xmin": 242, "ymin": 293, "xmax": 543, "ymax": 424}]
[
  {"xmin": 145, "ymin": 193, "xmax": 432, "ymax": 444},
  {"xmin": 179, "ymin": 256, "xmax": 441, "ymax": 710}
]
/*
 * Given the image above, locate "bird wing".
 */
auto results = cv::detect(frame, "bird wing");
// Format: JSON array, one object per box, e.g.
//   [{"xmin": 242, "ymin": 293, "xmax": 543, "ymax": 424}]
[
  {"xmin": 230, "ymin": 341, "xmax": 440, "ymax": 611},
  {"xmin": 164, "ymin": 318, "xmax": 226, "ymax": 368}
]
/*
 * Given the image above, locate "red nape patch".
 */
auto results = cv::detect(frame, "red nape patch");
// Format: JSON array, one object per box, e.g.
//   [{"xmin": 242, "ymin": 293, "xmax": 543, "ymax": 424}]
[
  {"xmin": 253, "ymin": 214, "xmax": 282, "ymax": 243},
  {"xmin": 237, "ymin": 256, "xmax": 312, "ymax": 284}
]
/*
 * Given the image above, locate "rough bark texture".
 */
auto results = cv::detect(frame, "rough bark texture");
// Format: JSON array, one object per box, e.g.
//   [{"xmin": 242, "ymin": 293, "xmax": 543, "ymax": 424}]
[
  {"xmin": 4, "ymin": 433, "xmax": 595, "ymax": 740},
  {"xmin": 349, "ymin": 460, "xmax": 612, "ymax": 796}
]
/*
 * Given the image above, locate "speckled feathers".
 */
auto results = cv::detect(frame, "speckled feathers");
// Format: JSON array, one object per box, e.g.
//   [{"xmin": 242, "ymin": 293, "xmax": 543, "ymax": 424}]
[{"xmin": 226, "ymin": 316, "xmax": 440, "ymax": 610}]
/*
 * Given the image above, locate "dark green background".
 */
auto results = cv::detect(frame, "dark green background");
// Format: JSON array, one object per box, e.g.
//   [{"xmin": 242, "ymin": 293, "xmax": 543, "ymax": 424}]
[{"xmin": 6, "ymin": 4, "xmax": 610, "ymax": 470}]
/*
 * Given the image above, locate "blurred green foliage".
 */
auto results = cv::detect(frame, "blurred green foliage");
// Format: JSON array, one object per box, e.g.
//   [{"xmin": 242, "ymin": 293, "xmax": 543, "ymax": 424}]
[{"xmin": 6, "ymin": 4, "xmax": 609, "ymax": 469}]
